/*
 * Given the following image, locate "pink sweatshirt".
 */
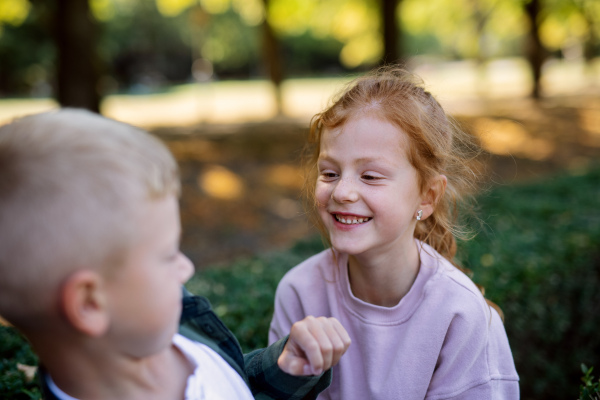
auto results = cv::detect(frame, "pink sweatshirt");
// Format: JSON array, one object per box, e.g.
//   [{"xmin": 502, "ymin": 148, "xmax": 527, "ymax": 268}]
[{"xmin": 269, "ymin": 242, "xmax": 519, "ymax": 399}]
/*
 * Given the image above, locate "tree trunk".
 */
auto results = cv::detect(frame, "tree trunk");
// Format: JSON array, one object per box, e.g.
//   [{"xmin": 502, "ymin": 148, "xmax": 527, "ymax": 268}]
[
  {"xmin": 55, "ymin": 0, "xmax": 101, "ymax": 112},
  {"xmin": 381, "ymin": 0, "xmax": 402, "ymax": 66},
  {"xmin": 524, "ymin": 0, "xmax": 545, "ymax": 99},
  {"xmin": 261, "ymin": 0, "xmax": 283, "ymax": 115}
]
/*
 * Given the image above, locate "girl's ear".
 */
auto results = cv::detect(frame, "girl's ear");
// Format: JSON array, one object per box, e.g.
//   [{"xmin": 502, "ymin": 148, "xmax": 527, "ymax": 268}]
[
  {"xmin": 59, "ymin": 270, "xmax": 109, "ymax": 337},
  {"xmin": 418, "ymin": 174, "xmax": 447, "ymax": 220}
]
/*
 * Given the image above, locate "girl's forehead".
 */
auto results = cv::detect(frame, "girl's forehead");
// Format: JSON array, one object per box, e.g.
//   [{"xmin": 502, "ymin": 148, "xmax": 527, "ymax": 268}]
[
  {"xmin": 321, "ymin": 116, "xmax": 409, "ymax": 149},
  {"xmin": 319, "ymin": 117, "xmax": 411, "ymax": 166}
]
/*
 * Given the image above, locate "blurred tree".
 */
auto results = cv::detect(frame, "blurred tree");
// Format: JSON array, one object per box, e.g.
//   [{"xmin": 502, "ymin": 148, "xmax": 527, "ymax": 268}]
[
  {"xmin": 154, "ymin": 0, "xmax": 262, "ymax": 78},
  {"xmin": 0, "ymin": 0, "xmax": 101, "ymax": 110},
  {"xmin": 401, "ymin": 0, "xmax": 527, "ymax": 60},
  {"xmin": 540, "ymin": 0, "xmax": 600, "ymax": 63},
  {"xmin": 401, "ymin": 0, "xmax": 554, "ymax": 98},
  {"xmin": 2, "ymin": 0, "xmax": 599, "ymax": 100},
  {"xmin": 261, "ymin": 0, "xmax": 283, "ymax": 114},
  {"xmin": 55, "ymin": 0, "xmax": 101, "ymax": 111},
  {"xmin": 97, "ymin": 0, "xmax": 193, "ymax": 89},
  {"xmin": 269, "ymin": 0, "xmax": 381, "ymax": 68},
  {"xmin": 523, "ymin": 0, "xmax": 546, "ymax": 99},
  {"xmin": 575, "ymin": 0, "xmax": 600, "ymax": 62},
  {"xmin": 381, "ymin": 0, "xmax": 402, "ymax": 65}
]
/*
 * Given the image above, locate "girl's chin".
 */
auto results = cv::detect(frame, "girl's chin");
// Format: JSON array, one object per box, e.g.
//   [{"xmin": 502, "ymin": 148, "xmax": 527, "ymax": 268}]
[{"xmin": 330, "ymin": 241, "xmax": 368, "ymax": 255}]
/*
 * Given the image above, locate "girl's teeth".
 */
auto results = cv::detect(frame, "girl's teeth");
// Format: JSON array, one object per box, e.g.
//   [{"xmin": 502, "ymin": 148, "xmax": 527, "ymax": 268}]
[{"xmin": 336, "ymin": 215, "xmax": 370, "ymax": 224}]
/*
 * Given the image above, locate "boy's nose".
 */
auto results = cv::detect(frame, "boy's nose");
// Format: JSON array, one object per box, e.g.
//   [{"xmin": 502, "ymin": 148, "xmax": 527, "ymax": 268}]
[
  {"xmin": 179, "ymin": 253, "xmax": 195, "ymax": 284},
  {"xmin": 331, "ymin": 177, "xmax": 359, "ymax": 203}
]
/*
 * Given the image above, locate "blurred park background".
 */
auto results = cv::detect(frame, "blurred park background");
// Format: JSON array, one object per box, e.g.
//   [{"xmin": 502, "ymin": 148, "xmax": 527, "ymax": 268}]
[{"xmin": 1, "ymin": 0, "xmax": 600, "ymax": 399}]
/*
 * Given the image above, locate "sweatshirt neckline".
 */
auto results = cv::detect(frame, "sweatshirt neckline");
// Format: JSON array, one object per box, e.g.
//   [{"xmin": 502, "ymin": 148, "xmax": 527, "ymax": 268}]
[{"xmin": 335, "ymin": 241, "xmax": 442, "ymax": 325}]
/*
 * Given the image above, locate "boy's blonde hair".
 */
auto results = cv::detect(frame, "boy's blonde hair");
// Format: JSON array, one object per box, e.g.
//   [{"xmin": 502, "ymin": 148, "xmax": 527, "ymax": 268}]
[
  {"xmin": 305, "ymin": 66, "xmax": 482, "ymax": 266},
  {"xmin": 0, "ymin": 109, "xmax": 180, "ymax": 328}
]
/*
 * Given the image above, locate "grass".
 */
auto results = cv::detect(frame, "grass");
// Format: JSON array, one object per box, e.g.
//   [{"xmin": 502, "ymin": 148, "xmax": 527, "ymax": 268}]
[{"xmin": 1, "ymin": 165, "xmax": 599, "ymax": 399}]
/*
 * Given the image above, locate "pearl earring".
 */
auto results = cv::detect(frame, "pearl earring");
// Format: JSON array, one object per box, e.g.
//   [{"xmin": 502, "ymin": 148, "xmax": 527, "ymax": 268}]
[{"xmin": 416, "ymin": 210, "xmax": 423, "ymax": 221}]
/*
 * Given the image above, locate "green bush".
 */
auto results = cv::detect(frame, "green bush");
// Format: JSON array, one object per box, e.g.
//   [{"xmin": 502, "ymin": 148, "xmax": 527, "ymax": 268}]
[
  {"xmin": 579, "ymin": 364, "xmax": 600, "ymax": 400},
  {"xmin": 457, "ymin": 167, "xmax": 600, "ymax": 399},
  {"xmin": 0, "ymin": 326, "xmax": 40, "ymax": 399},
  {"xmin": 2, "ymin": 166, "xmax": 598, "ymax": 399},
  {"xmin": 184, "ymin": 236, "xmax": 326, "ymax": 351}
]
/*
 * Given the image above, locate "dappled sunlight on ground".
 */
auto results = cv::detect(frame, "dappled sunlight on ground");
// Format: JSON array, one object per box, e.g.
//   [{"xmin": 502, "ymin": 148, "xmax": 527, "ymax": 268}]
[
  {"xmin": 579, "ymin": 106, "xmax": 600, "ymax": 144},
  {"xmin": 265, "ymin": 164, "xmax": 304, "ymax": 190},
  {"xmin": 474, "ymin": 118, "xmax": 555, "ymax": 160},
  {"xmin": 198, "ymin": 165, "xmax": 246, "ymax": 200}
]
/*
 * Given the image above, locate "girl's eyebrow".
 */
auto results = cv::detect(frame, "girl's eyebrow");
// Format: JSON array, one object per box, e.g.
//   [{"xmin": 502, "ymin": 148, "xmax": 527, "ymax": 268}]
[
  {"xmin": 317, "ymin": 154, "xmax": 335, "ymax": 163},
  {"xmin": 318, "ymin": 155, "xmax": 397, "ymax": 175},
  {"xmin": 354, "ymin": 156, "xmax": 381, "ymax": 164},
  {"xmin": 354, "ymin": 156, "xmax": 398, "ymax": 170},
  {"xmin": 318, "ymin": 154, "xmax": 383, "ymax": 164}
]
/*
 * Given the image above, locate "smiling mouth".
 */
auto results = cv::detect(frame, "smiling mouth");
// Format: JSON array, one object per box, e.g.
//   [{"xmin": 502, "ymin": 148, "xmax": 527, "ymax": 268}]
[{"xmin": 334, "ymin": 214, "xmax": 372, "ymax": 225}]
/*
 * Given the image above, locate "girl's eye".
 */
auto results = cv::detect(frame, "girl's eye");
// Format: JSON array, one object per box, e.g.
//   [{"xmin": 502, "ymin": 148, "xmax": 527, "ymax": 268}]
[
  {"xmin": 321, "ymin": 172, "xmax": 338, "ymax": 179},
  {"xmin": 362, "ymin": 174, "xmax": 380, "ymax": 181}
]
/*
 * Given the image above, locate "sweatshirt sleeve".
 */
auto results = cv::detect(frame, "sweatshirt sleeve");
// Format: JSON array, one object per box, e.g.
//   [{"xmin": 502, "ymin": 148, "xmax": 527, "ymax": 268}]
[
  {"xmin": 245, "ymin": 338, "xmax": 332, "ymax": 400},
  {"xmin": 425, "ymin": 300, "xmax": 519, "ymax": 400}
]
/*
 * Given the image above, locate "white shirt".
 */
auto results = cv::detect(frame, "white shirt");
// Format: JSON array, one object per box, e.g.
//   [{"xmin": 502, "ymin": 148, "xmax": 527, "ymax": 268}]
[
  {"xmin": 47, "ymin": 333, "xmax": 254, "ymax": 400},
  {"xmin": 175, "ymin": 333, "xmax": 254, "ymax": 400}
]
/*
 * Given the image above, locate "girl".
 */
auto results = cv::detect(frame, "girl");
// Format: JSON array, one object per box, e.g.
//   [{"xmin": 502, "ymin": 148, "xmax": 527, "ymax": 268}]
[{"xmin": 269, "ymin": 67, "xmax": 519, "ymax": 399}]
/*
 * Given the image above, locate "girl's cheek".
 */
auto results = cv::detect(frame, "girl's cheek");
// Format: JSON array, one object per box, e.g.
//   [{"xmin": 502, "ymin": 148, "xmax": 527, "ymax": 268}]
[
  {"xmin": 318, "ymin": 196, "xmax": 331, "ymax": 208},
  {"xmin": 315, "ymin": 184, "xmax": 328, "ymax": 203}
]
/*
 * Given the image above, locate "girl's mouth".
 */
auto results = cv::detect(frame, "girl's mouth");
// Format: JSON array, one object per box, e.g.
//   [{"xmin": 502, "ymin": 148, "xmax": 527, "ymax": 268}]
[{"xmin": 334, "ymin": 214, "xmax": 372, "ymax": 225}]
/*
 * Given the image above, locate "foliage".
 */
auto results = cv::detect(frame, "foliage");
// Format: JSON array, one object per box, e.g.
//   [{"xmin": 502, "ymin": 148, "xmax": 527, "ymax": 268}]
[
  {"xmin": 184, "ymin": 235, "xmax": 326, "ymax": 351},
  {"xmin": 456, "ymin": 166, "xmax": 600, "ymax": 399},
  {"xmin": 3, "ymin": 0, "xmax": 599, "ymax": 96},
  {"xmin": 579, "ymin": 364, "xmax": 600, "ymax": 400},
  {"xmin": 0, "ymin": 3, "xmax": 54, "ymax": 96},
  {"xmin": 401, "ymin": 0, "xmax": 527, "ymax": 59},
  {"xmin": 0, "ymin": 326, "xmax": 40, "ymax": 399},
  {"xmin": 0, "ymin": 0, "xmax": 30, "ymax": 27},
  {"xmin": 541, "ymin": 0, "xmax": 600, "ymax": 55},
  {"xmin": 1, "ymin": 166, "xmax": 599, "ymax": 399}
]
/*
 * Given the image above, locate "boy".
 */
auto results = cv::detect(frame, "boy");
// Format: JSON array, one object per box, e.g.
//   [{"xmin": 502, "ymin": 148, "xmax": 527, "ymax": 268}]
[{"xmin": 0, "ymin": 109, "xmax": 351, "ymax": 399}]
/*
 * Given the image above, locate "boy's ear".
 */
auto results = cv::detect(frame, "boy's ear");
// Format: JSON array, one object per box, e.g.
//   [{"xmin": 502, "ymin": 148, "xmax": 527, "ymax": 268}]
[
  {"xmin": 418, "ymin": 174, "xmax": 447, "ymax": 220},
  {"xmin": 60, "ymin": 270, "xmax": 109, "ymax": 337}
]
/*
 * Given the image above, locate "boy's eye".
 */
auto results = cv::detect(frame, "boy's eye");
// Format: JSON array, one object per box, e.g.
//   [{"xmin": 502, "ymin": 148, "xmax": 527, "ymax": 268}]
[{"xmin": 166, "ymin": 250, "xmax": 180, "ymax": 261}]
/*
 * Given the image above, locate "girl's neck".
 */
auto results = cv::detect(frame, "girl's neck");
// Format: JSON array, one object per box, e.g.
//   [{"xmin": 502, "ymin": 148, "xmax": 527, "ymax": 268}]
[{"xmin": 347, "ymin": 239, "xmax": 420, "ymax": 307}]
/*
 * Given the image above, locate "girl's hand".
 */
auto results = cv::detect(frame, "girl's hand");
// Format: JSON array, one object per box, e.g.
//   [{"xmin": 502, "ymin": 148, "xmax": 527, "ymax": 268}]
[{"xmin": 277, "ymin": 315, "xmax": 351, "ymax": 376}]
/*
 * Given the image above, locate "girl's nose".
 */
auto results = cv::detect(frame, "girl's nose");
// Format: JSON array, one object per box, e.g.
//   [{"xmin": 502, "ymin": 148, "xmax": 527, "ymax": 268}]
[{"xmin": 331, "ymin": 177, "xmax": 359, "ymax": 203}]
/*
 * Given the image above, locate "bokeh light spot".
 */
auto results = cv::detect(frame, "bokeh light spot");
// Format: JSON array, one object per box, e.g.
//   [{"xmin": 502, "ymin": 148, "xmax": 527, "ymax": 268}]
[
  {"xmin": 475, "ymin": 118, "xmax": 555, "ymax": 160},
  {"xmin": 198, "ymin": 165, "xmax": 245, "ymax": 200}
]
